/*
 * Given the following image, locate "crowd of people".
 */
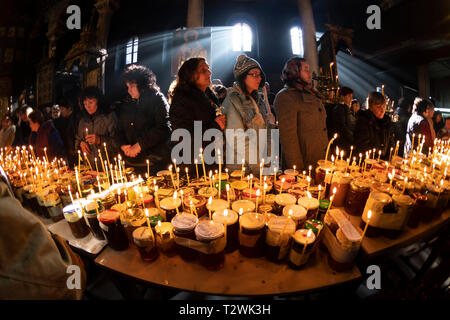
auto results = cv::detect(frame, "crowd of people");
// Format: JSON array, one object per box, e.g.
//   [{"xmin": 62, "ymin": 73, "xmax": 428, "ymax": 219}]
[{"xmin": 1, "ymin": 54, "xmax": 448, "ymax": 174}]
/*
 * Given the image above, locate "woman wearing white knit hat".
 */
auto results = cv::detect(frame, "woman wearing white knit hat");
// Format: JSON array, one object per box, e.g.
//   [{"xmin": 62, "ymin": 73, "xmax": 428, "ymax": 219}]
[{"xmin": 223, "ymin": 54, "xmax": 276, "ymax": 175}]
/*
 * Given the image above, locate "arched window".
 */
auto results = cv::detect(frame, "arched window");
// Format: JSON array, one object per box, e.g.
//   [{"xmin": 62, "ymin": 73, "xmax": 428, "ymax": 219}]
[
  {"xmin": 290, "ymin": 27, "xmax": 303, "ymax": 56},
  {"xmin": 125, "ymin": 36, "xmax": 139, "ymax": 64},
  {"xmin": 232, "ymin": 23, "xmax": 252, "ymax": 52}
]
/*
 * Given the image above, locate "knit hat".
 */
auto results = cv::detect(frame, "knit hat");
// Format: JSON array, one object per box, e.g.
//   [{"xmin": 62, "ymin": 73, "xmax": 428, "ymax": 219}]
[{"xmin": 233, "ymin": 54, "xmax": 263, "ymax": 79}]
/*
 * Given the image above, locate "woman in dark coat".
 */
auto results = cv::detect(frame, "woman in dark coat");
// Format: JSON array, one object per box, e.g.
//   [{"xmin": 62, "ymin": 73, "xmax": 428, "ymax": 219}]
[
  {"xmin": 28, "ymin": 109, "xmax": 65, "ymax": 161},
  {"xmin": 169, "ymin": 57, "xmax": 226, "ymax": 166},
  {"xmin": 354, "ymin": 91, "xmax": 394, "ymax": 159},
  {"xmin": 118, "ymin": 64, "xmax": 171, "ymax": 175}
]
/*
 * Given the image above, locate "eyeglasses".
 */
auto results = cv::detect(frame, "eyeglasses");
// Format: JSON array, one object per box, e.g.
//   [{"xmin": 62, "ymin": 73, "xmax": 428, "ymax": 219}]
[{"xmin": 247, "ymin": 73, "xmax": 262, "ymax": 78}]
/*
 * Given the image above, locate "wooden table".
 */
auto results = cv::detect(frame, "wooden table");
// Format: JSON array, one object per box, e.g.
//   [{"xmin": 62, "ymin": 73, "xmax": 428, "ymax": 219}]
[
  {"xmin": 345, "ymin": 210, "xmax": 450, "ymax": 260},
  {"xmin": 95, "ymin": 246, "xmax": 361, "ymax": 297}
]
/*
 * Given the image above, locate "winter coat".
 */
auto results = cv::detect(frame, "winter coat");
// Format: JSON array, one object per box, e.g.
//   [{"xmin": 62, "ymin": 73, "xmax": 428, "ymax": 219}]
[
  {"xmin": 353, "ymin": 109, "xmax": 394, "ymax": 159},
  {"xmin": 169, "ymin": 85, "xmax": 222, "ymax": 166},
  {"xmin": 75, "ymin": 109, "xmax": 119, "ymax": 169},
  {"xmin": 0, "ymin": 125, "xmax": 15, "ymax": 148},
  {"xmin": 328, "ymin": 103, "xmax": 355, "ymax": 152},
  {"xmin": 29, "ymin": 120, "xmax": 66, "ymax": 161},
  {"xmin": 274, "ymin": 86, "xmax": 328, "ymax": 170},
  {"xmin": 223, "ymin": 83, "xmax": 273, "ymax": 174},
  {"xmin": 404, "ymin": 113, "xmax": 433, "ymax": 155},
  {"xmin": 12, "ymin": 121, "xmax": 31, "ymax": 146},
  {"xmin": 54, "ymin": 113, "xmax": 79, "ymax": 167},
  {"xmin": 118, "ymin": 89, "xmax": 171, "ymax": 169},
  {"xmin": 0, "ymin": 169, "xmax": 86, "ymax": 299}
]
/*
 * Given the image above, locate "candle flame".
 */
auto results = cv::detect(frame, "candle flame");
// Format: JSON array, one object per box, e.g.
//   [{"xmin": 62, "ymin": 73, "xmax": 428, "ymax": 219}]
[
  {"xmin": 157, "ymin": 220, "xmax": 161, "ymax": 227},
  {"xmin": 307, "ymin": 229, "xmax": 314, "ymax": 238},
  {"xmin": 173, "ymin": 190, "xmax": 177, "ymax": 200},
  {"xmin": 333, "ymin": 187, "xmax": 337, "ymax": 194},
  {"xmin": 224, "ymin": 209, "xmax": 228, "ymax": 217},
  {"xmin": 208, "ymin": 196, "xmax": 212, "ymax": 205},
  {"xmin": 145, "ymin": 208, "xmax": 149, "ymax": 217},
  {"xmin": 367, "ymin": 210, "xmax": 372, "ymax": 220},
  {"xmin": 239, "ymin": 208, "xmax": 243, "ymax": 216},
  {"xmin": 226, "ymin": 184, "xmax": 230, "ymax": 191}
]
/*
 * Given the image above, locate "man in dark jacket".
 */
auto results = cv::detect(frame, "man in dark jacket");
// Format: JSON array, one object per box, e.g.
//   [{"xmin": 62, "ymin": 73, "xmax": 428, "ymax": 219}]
[
  {"xmin": 12, "ymin": 105, "xmax": 32, "ymax": 146},
  {"xmin": 328, "ymin": 86, "xmax": 355, "ymax": 153},
  {"xmin": 118, "ymin": 65, "xmax": 172, "ymax": 175},
  {"xmin": 53, "ymin": 98, "xmax": 80, "ymax": 167},
  {"xmin": 354, "ymin": 91, "xmax": 394, "ymax": 159}
]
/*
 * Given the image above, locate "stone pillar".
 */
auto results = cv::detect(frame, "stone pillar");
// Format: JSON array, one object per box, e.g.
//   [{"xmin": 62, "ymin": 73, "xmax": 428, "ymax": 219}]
[
  {"xmin": 297, "ymin": 0, "xmax": 319, "ymax": 77},
  {"xmin": 187, "ymin": 0, "xmax": 204, "ymax": 28},
  {"xmin": 418, "ymin": 64, "xmax": 430, "ymax": 98}
]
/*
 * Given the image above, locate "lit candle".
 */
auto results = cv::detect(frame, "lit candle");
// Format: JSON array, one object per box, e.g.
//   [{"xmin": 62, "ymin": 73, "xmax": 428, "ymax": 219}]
[
  {"xmin": 68, "ymin": 186, "xmax": 74, "ymax": 205},
  {"xmin": 176, "ymin": 167, "xmax": 180, "ymax": 189},
  {"xmin": 209, "ymin": 170, "xmax": 213, "ymax": 189},
  {"xmin": 263, "ymin": 183, "xmax": 267, "ymax": 204},
  {"xmin": 307, "ymin": 176, "xmax": 311, "ymax": 191},
  {"xmin": 199, "ymin": 148, "xmax": 207, "ymax": 181},
  {"xmin": 318, "ymin": 184, "xmax": 322, "ymax": 200},
  {"xmin": 241, "ymin": 159, "xmax": 245, "ymax": 180},
  {"xmin": 218, "ymin": 149, "xmax": 222, "ymax": 200},
  {"xmin": 103, "ymin": 143, "xmax": 111, "ymax": 170},
  {"xmin": 117, "ymin": 188, "xmax": 121, "ymax": 205},
  {"xmin": 194, "ymin": 158, "xmax": 199, "ymax": 180},
  {"xmin": 154, "ymin": 185, "xmax": 160, "ymax": 209},
  {"xmin": 273, "ymin": 167, "xmax": 277, "ymax": 182},
  {"xmin": 144, "ymin": 209, "xmax": 153, "ymax": 234},
  {"xmin": 281, "ymin": 210, "xmax": 292, "ymax": 234},
  {"xmin": 279, "ymin": 178, "xmax": 285, "ymax": 195},
  {"xmin": 411, "ymin": 134, "xmax": 416, "ymax": 154},
  {"xmin": 402, "ymin": 177, "xmax": 408, "ymax": 194},
  {"xmin": 98, "ymin": 149, "xmax": 106, "ymax": 172},
  {"xmin": 249, "ymin": 174, "xmax": 253, "ymax": 191},
  {"xmin": 74, "ymin": 167, "xmax": 82, "ymax": 196},
  {"xmin": 260, "ymin": 159, "xmax": 264, "ymax": 182},
  {"xmin": 255, "ymin": 189, "xmax": 260, "ymax": 213},
  {"xmin": 173, "ymin": 191, "xmax": 180, "ymax": 215},
  {"xmin": 349, "ymin": 146, "xmax": 353, "ymax": 163},
  {"xmin": 223, "ymin": 210, "xmax": 228, "ymax": 240},
  {"xmin": 78, "ymin": 150, "xmax": 81, "ymax": 170},
  {"xmin": 185, "ymin": 167, "xmax": 190, "ymax": 184},
  {"xmin": 208, "ymin": 196, "xmax": 212, "ymax": 220},
  {"xmin": 325, "ymin": 187, "xmax": 337, "ymax": 216},
  {"xmin": 361, "ymin": 210, "xmax": 372, "ymax": 241},
  {"xmin": 377, "ymin": 150, "xmax": 382, "ymax": 161},
  {"xmin": 226, "ymin": 184, "xmax": 230, "ymax": 208},
  {"xmin": 300, "ymin": 229, "xmax": 314, "ymax": 262},
  {"xmin": 168, "ymin": 165, "xmax": 176, "ymax": 189},
  {"xmin": 94, "ymin": 157, "xmax": 99, "ymax": 175},
  {"xmin": 83, "ymin": 152, "xmax": 93, "ymax": 170},
  {"xmin": 146, "ymin": 159, "xmax": 150, "ymax": 179},
  {"xmin": 43, "ymin": 147, "xmax": 49, "ymax": 164},
  {"xmin": 325, "ymin": 133, "xmax": 338, "ymax": 162}
]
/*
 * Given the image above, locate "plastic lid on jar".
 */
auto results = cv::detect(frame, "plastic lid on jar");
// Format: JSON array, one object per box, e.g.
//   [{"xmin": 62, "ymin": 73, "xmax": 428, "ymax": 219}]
[
  {"xmin": 297, "ymin": 197, "xmax": 319, "ymax": 210},
  {"xmin": 231, "ymin": 180, "xmax": 248, "ymax": 191},
  {"xmin": 98, "ymin": 209, "xmax": 120, "ymax": 224},
  {"xmin": 264, "ymin": 194, "xmax": 277, "ymax": 204},
  {"xmin": 195, "ymin": 220, "xmax": 224, "ymax": 240},
  {"xmin": 239, "ymin": 212, "xmax": 265, "ymax": 230},
  {"xmin": 198, "ymin": 187, "xmax": 218, "ymax": 198},
  {"xmin": 392, "ymin": 194, "xmax": 415, "ymax": 207},
  {"xmin": 207, "ymin": 199, "xmax": 229, "ymax": 212},
  {"xmin": 183, "ymin": 195, "xmax": 206, "ymax": 207},
  {"xmin": 132, "ymin": 227, "xmax": 154, "ymax": 247},
  {"xmin": 317, "ymin": 160, "xmax": 334, "ymax": 171},
  {"xmin": 332, "ymin": 171, "xmax": 352, "ymax": 184},
  {"xmin": 159, "ymin": 197, "xmax": 182, "ymax": 210},
  {"xmin": 84, "ymin": 199, "xmax": 100, "ymax": 214},
  {"xmin": 319, "ymin": 199, "xmax": 330, "ymax": 210},
  {"xmin": 268, "ymin": 216, "xmax": 296, "ymax": 235},
  {"xmin": 213, "ymin": 209, "xmax": 238, "ymax": 225},
  {"xmin": 284, "ymin": 169, "xmax": 299, "ymax": 176},
  {"xmin": 146, "ymin": 207, "xmax": 163, "ymax": 217},
  {"xmin": 283, "ymin": 204, "xmax": 307, "ymax": 220},
  {"xmin": 369, "ymin": 192, "xmax": 392, "ymax": 204},
  {"xmin": 63, "ymin": 203, "xmax": 82, "ymax": 215},
  {"xmin": 292, "ymin": 229, "xmax": 316, "ymax": 245},
  {"xmin": 171, "ymin": 213, "xmax": 198, "ymax": 231},
  {"xmin": 121, "ymin": 208, "xmax": 145, "ymax": 226},
  {"xmin": 352, "ymin": 177, "xmax": 372, "ymax": 189},
  {"xmin": 304, "ymin": 219, "xmax": 324, "ymax": 234},
  {"xmin": 156, "ymin": 170, "xmax": 171, "ymax": 177},
  {"xmin": 232, "ymin": 200, "xmax": 255, "ymax": 213},
  {"xmin": 275, "ymin": 193, "xmax": 297, "ymax": 206}
]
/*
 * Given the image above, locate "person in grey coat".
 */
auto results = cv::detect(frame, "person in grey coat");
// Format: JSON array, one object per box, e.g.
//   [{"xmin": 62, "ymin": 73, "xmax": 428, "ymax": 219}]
[
  {"xmin": 224, "ymin": 54, "xmax": 276, "ymax": 175},
  {"xmin": 274, "ymin": 57, "xmax": 328, "ymax": 171},
  {"xmin": 75, "ymin": 86, "xmax": 119, "ymax": 170}
]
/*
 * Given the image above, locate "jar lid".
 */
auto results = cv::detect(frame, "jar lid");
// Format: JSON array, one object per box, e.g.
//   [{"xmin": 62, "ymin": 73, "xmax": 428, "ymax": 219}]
[
  {"xmin": 98, "ymin": 209, "xmax": 120, "ymax": 224},
  {"xmin": 370, "ymin": 192, "xmax": 392, "ymax": 203},
  {"xmin": 283, "ymin": 204, "xmax": 307, "ymax": 220},
  {"xmin": 297, "ymin": 197, "xmax": 319, "ymax": 210},
  {"xmin": 63, "ymin": 203, "xmax": 82, "ymax": 214},
  {"xmin": 212, "ymin": 209, "xmax": 238, "ymax": 225},
  {"xmin": 332, "ymin": 171, "xmax": 352, "ymax": 184},
  {"xmin": 156, "ymin": 170, "xmax": 171, "ymax": 177},
  {"xmin": 268, "ymin": 216, "xmax": 296, "ymax": 234},
  {"xmin": 231, "ymin": 200, "xmax": 255, "ymax": 213},
  {"xmin": 304, "ymin": 219, "xmax": 324, "ymax": 234},
  {"xmin": 183, "ymin": 195, "xmax": 206, "ymax": 207},
  {"xmin": 317, "ymin": 160, "xmax": 334, "ymax": 171},
  {"xmin": 195, "ymin": 220, "xmax": 224, "ymax": 240},
  {"xmin": 275, "ymin": 193, "xmax": 297, "ymax": 206},
  {"xmin": 207, "ymin": 199, "xmax": 228, "ymax": 212},
  {"xmin": 264, "ymin": 194, "xmax": 277, "ymax": 204},
  {"xmin": 258, "ymin": 204, "xmax": 272, "ymax": 214},
  {"xmin": 155, "ymin": 222, "xmax": 173, "ymax": 235},
  {"xmin": 319, "ymin": 199, "xmax": 330, "ymax": 210},
  {"xmin": 392, "ymin": 194, "xmax": 415, "ymax": 206},
  {"xmin": 240, "ymin": 212, "xmax": 265, "ymax": 230},
  {"xmin": 198, "ymin": 187, "xmax": 218, "ymax": 198},
  {"xmin": 159, "ymin": 197, "xmax": 182, "ymax": 210},
  {"xmin": 84, "ymin": 199, "xmax": 101, "ymax": 214},
  {"xmin": 284, "ymin": 169, "xmax": 299, "ymax": 176},
  {"xmin": 146, "ymin": 207, "xmax": 164, "ymax": 217},
  {"xmin": 292, "ymin": 229, "xmax": 316, "ymax": 245},
  {"xmin": 132, "ymin": 227, "xmax": 153, "ymax": 241},
  {"xmin": 279, "ymin": 174, "xmax": 296, "ymax": 183},
  {"xmin": 171, "ymin": 213, "xmax": 198, "ymax": 231},
  {"xmin": 230, "ymin": 180, "xmax": 248, "ymax": 190},
  {"xmin": 180, "ymin": 187, "xmax": 195, "ymax": 197},
  {"xmin": 148, "ymin": 215, "xmax": 163, "ymax": 227},
  {"xmin": 242, "ymin": 187, "xmax": 261, "ymax": 198},
  {"xmin": 352, "ymin": 177, "xmax": 372, "ymax": 189}
]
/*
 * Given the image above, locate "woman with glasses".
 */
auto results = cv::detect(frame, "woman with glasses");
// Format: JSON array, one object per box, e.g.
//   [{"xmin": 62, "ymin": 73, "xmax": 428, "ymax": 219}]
[
  {"xmin": 170, "ymin": 57, "xmax": 226, "ymax": 167},
  {"xmin": 223, "ymin": 54, "xmax": 276, "ymax": 174}
]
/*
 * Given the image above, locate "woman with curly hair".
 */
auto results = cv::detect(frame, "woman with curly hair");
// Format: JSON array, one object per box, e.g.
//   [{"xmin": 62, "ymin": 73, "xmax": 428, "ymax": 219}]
[{"xmin": 118, "ymin": 64, "xmax": 171, "ymax": 174}]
